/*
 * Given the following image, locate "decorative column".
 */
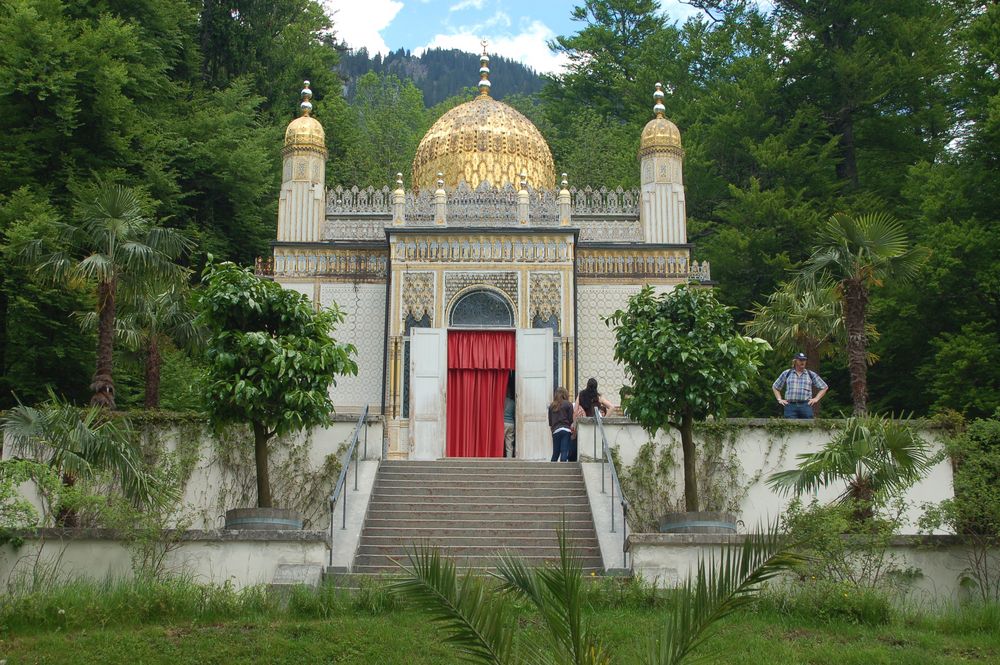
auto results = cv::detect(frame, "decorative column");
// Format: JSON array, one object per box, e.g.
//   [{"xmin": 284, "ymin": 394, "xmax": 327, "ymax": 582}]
[
  {"xmin": 392, "ymin": 173, "xmax": 405, "ymax": 226},
  {"xmin": 517, "ymin": 170, "xmax": 529, "ymax": 226},
  {"xmin": 639, "ymin": 83, "xmax": 687, "ymax": 245},
  {"xmin": 277, "ymin": 81, "xmax": 327, "ymax": 243},
  {"xmin": 434, "ymin": 173, "xmax": 447, "ymax": 226},
  {"xmin": 558, "ymin": 173, "xmax": 571, "ymax": 226}
]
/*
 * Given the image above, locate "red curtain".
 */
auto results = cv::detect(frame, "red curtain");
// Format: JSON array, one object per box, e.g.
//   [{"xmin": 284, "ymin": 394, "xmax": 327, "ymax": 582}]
[{"xmin": 446, "ymin": 331, "xmax": 515, "ymax": 458}]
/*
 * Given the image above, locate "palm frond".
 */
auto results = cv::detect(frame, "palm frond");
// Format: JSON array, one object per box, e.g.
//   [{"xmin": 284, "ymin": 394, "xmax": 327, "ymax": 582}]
[
  {"xmin": 494, "ymin": 526, "xmax": 611, "ymax": 665},
  {"xmin": 0, "ymin": 394, "xmax": 172, "ymax": 509},
  {"xmin": 392, "ymin": 545, "xmax": 517, "ymax": 665},
  {"xmin": 644, "ymin": 526, "xmax": 804, "ymax": 665},
  {"xmin": 767, "ymin": 415, "xmax": 933, "ymax": 508}
]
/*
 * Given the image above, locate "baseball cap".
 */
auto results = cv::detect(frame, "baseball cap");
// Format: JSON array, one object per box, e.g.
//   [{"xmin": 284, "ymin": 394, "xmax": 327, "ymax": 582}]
[{"xmin": 793, "ymin": 352, "xmax": 808, "ymax": 360}]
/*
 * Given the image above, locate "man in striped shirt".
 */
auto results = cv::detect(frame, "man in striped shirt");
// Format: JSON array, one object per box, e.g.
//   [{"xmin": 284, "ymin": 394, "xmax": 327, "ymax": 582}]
[{"xmin": 772, "ymin": 352, "xmax": 828, "ymax": 419}]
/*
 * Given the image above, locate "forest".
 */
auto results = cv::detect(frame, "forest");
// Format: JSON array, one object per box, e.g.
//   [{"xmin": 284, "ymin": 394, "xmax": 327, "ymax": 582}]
[{"xmin": 0, "ymin": 0, "xmax": 996, "ymax": 418}]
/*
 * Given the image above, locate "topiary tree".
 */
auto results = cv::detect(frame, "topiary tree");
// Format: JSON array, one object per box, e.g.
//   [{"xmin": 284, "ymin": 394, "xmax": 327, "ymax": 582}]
[
  {"xmin": 197, "ymin": 261, "xmax": 357, "ymax": 508},
  {"xmin": 608, "ymin": 284, "xmax": 770, "ymax": 513}
]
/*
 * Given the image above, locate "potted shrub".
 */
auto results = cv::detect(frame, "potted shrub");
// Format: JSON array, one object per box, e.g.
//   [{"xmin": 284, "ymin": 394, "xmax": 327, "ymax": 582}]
[
  {"xmin": 198, "ymin": 261, "xmax": 357, "ymax": 528},
  {"xmin": 608, "ymin": 285, "xmax": 769, "ymax": 532}
]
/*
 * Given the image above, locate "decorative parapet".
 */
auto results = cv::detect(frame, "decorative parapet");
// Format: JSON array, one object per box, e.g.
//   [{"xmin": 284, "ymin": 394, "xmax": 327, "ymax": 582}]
[
  {"xmin": 571, "ymin": 186, "xmax": 640, "ymax": 216},
  {"xmin": 576, "ymin": 219, "xmax": 643, "ymax": 242},
  {"xmin": 390, "ymin": 233, "xmax": 574, "ymax": 264},
  {"xmin": 577, "ymin": 247, "xmax": 710, "ymax": 282},
  {"xmin": 254, "ymin": 256, "xmax": 274, "ymax": 277},
  {"xmin": 326, "ymin": 185, "xmax": 393, "ymax": 215},
  {"xmin": 272, "ymin": 247, "xmax": 388, "ymax": 281},
  {"xmin": 326, "ymin": 182, "xmax": 640, "ymax": 226}
]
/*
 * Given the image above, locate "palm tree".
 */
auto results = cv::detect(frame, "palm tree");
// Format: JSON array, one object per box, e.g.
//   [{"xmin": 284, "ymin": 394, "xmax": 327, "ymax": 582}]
[
  {"xmin": 767, "ymin": 414, "xmax": 934, "ymax": 521},
  {"xmin": 803, "ymin": 212, "xmax": 926, "ymax": 414},
  {"xmin": 746, "ymin": 274, "xmax": 844, "ymax": 370},
  {"xmin": 24, "ymin": 183, "xmax": 190, "ymax": 409},
  {"xmin": 1, "ymin": 393, "xmax": 175, "ymax": 518},
  {"xmin": 81, "ymin": 281, "xmax": 205, "ymax": 408},
  {"xmin": 393, "ymin": 525, "xmax": 801, "ymax": 665}
]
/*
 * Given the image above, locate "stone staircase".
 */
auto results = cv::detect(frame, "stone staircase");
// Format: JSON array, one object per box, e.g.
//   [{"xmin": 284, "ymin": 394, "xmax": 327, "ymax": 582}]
[{"xmin": 349, "ymin": 459, "xmax": 604, "ymax": 575}]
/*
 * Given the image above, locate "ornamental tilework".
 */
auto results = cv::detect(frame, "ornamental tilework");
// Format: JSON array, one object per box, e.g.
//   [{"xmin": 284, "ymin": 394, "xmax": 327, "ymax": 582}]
[
  {"xmin": 444, "ymin": 272, "xmax": 519, "ymax": 312},
  {"xmin": 576, "ymin": 285, "xmax": 643, "ymax": 406},
  {"xmin": 321, "ymin": 283, "xmax": 386, "ymax": 411},
  {"xmin": 401, "ymin": 272, "xmax": 435, "ymax": 322},
  {"xmin": 529, "ymin": 273, "xmax": 562, "ymax": 322}
]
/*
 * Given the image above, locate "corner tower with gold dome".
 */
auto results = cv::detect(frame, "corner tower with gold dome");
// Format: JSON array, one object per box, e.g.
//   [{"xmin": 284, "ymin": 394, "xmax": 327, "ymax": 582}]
[
  {"xmin": 277, "ymin": 82, "xmax": 327, "ymax": 243},
  {"xmin": 268, "ymin": 65, "xmax": 710, "ymax": 460}
]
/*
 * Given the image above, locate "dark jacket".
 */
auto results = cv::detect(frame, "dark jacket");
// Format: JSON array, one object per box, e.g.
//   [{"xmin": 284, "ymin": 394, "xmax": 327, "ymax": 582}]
[{"xmin": 548, "ymin": 400, "xmax": 573, "ymax": 432}]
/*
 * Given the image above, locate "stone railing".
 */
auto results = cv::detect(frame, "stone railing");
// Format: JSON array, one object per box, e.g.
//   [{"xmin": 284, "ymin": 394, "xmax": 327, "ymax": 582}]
[{"xmin": 323, "ymin": 184, "xmax": 639, "ymax": 224}]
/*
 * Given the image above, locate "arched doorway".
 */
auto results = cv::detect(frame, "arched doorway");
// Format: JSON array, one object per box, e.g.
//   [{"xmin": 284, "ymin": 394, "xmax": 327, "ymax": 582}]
[{"xmin": 446, "ymin": 288, "xmax": 515, "ymax": 457}]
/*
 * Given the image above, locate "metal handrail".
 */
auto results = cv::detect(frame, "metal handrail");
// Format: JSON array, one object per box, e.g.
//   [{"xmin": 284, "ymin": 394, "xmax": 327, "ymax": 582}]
[
  {"xmin": 328, "ymin": 405, "xmax": 369, "ymax": 566},
  {"xmin": 594, "ymin": 409, "xmax": 632, "ymax": 569}
]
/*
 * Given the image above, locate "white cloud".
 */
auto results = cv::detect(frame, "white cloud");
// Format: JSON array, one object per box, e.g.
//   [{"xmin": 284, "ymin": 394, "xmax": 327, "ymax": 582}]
[
  {"xmin": 417, "ymin": 19, "xmax": 568, "ymax": 75},
  {"xmin": 449, "ymin": 0, "xmax": 485, "ymax": 11},
  {"xmin": 323, "ymin": 0, "xmax": 404, "ymax": 56}
]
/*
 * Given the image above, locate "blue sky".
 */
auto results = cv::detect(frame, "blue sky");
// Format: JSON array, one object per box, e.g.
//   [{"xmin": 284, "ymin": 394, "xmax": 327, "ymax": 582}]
[{"xmin": 323, "ymin": 0, "xmax": 705, "ymax": 74}]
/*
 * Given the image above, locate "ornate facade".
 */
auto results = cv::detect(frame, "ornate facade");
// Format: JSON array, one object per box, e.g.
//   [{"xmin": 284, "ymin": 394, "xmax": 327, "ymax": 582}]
[{"xmin": 268, "ymin": 59, "xmax": 710, "ymax": 459}]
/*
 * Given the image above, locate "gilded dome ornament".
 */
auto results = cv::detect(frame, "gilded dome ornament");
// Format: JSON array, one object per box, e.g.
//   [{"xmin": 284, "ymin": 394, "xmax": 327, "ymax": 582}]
[
  {"xmin": 283, "ymin": 80, "xmax": 327, "ymax": 156},
  {"xmin": 412, "ymin": 44, "xmax": 555, "ymax": 191},
  {"xmin": 639, "ymin": 82, "xmax": 683, "ymax": 158}
]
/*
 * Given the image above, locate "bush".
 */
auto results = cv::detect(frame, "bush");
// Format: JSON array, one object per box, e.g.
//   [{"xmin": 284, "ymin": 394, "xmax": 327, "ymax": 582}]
[
  {"xmin": 582, "ymin": 574, "xmax": 666, "ymax": 610},
  {"xmin": 0, "ymin": 577, "xmax": 276, "ymax": 633},
  {"xmin": 758, "ymin": 580, "xmax": 893, "ymax": 626},
  {"xmin": 353, "ymin": 576, "xmax": 401, "ymax": 615},
  {"xmin": 783, "ymin": 498, "xmax": 913, "ymax": 591},
  {"xmin": 920, "ymin": 412, "xmax": 1000, "ymax": 602},
  {"xmin": 287, "ymin": 583, "xmax": 346, "ymax": 619}
]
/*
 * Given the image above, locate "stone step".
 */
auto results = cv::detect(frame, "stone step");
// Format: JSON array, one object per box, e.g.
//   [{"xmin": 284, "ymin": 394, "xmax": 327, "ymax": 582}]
[
  {"xmin": 352, "ymin": 554, "xmax": 605, "ymax": 573},
  {"xmin": 356, "ymin": 542, "xmax": 599, "ymax": 557},
  {"xmin": 363, "ymin": 517, "xmax": 595, "ymax": 530},
  {"xmin": 370, "ymin": 487, "xmax": 590, "ymax": 499},
  {"xmin": 379, "ymin": 464, "xmax": 580, "ymax": 474},
  {"xmin": 354, "ymin": 459, "xmax": 604, "ymax": 575},
  {"xmin": 374, "ymin": 478, "xmax": 586, "ymax": 490},
  {"xmin": 360, "ymin": 533, "xmax": 600, "ymax": 554},
  {"xmin": 365, "ymin": 503, "xmax": 592, "ymax": 516},
  {"xmin": 382, "ymin": 460, "xmax": 579, "ymax": 467}
]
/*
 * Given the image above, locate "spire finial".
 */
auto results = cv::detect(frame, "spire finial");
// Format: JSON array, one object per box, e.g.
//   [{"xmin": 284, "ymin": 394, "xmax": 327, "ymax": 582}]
[
  {"xmin": 652, "ymin": 82, "xmax": 665, "ymax": 118},
  {"xmin": 561, "ymin": 173, "xmax": 569, "ymax": 189},
  {"xmin": 300, "ymin": 80, "xmax": 313, "ymax": 117},
  {"xmin": 478, "ymin": 40, "xmax": 491, "ymax": 97}
]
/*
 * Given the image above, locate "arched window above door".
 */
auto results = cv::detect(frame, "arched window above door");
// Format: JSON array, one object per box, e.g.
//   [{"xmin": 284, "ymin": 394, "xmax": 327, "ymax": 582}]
[{"xmin": 449, "ymin": 289, "xmax": 514, "ymax": 328}]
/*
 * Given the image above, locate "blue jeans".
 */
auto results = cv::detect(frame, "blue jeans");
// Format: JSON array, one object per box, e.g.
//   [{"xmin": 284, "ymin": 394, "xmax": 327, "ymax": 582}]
[
  {"xmin": 784, "ymin": 402, "xmax": 813, "ymax": 419},
  {"xmin": 551, "ymin": 430, "xmax": 571, "ymax": 462}
]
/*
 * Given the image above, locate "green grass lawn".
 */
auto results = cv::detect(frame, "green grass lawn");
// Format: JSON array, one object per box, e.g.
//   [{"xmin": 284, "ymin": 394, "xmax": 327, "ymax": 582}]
[{"xmin": 4, "ymin": 603, "xmax": 999, "ymax": 664}]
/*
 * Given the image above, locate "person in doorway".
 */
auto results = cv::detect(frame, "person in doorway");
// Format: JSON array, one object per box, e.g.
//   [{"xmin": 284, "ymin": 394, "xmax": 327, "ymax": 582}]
[
  {"xmin": 503, "ymin": 374, "xmax": 515, "ymax": 458},
  {"xmin": 549, "ymin": 386, "xmax": 574, "ymax": 462},
  {"xmin": 577, "ymin": 377, "xmax": 614, "ymax": 418},
  {"xmin": 772, "ymin": 352, "xmax": 828, "ymax": 419}
]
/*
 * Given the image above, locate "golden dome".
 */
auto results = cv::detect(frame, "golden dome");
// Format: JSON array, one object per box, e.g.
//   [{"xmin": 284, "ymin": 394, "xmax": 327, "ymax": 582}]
[
  {"xmin": 412, "ymin": 51, "xmax": 555, "ymax": 190},
  {"xmin": 639, "ymin": 82, "xmax": 683, "ymax": 158},
  {"xmin": 283, "ymin": 81, "xmax": 327, "ymax": 156}
]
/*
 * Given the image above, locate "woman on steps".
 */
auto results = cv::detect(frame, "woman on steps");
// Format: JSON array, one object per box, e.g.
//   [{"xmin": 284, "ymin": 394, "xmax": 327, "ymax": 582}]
[{"xmin": 548, "ymin": 386, "xmax": 574, "ymax": 462}]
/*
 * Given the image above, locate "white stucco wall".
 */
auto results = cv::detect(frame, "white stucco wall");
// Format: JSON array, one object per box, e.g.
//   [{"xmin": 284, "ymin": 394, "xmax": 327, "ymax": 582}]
[
  {"xmin": 628, "ymin": 534, "xmax": 978, "ymax": 605},
  {"xmin": 0, "ymin": 530, "xmax": 329, "ymax": 590},
  {"xmin": 2, "ymin": 415, "xmax": 384, "ymax": 531},
  {"xmin": 575, "ymin": 418, "xmax": 953, "ymax": 535}
]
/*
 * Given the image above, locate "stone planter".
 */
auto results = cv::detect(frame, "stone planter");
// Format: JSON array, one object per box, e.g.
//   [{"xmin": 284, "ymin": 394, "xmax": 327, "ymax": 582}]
[
  {"xmin": 658, "ymin": 511, "xmax": 738, "ymax": 534},
  {"xmin": 224, "ymin": 508, "xmax": 304, "ymax": 530}
]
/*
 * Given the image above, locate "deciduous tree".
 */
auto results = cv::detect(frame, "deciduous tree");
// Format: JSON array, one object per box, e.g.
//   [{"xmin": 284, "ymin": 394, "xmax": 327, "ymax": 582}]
[
  {"xmin": 197, "ymin": 261, "xmax": 357, "ymax": 508},
  {"xmin": 608, "ymin": 285, "xmax": 769, "ymax": 512}
]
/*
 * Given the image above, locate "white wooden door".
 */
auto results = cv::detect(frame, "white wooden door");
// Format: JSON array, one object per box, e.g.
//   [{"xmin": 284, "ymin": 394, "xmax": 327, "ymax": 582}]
[
  {"xmin": 515, "ymin": 328, "xmax": 554, "ymax": 460},
  {"xmin": 409, "ymin": 328, "xmax": 447, "ymax": 460}
]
